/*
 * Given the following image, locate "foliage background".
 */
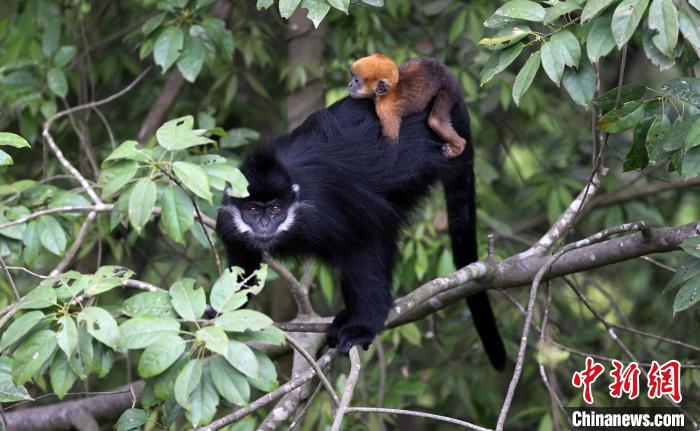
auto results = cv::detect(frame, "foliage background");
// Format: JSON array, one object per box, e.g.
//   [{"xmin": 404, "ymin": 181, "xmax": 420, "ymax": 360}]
[{"xmin": 0, "ymin": 0, "xmax": 698, "ymax": 430}]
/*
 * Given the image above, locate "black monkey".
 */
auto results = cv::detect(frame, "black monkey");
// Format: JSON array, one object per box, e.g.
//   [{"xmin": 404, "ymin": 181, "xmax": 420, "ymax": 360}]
[{"xmin": 216, "ymin": 97, "xmax": 506, "ymax": 370}]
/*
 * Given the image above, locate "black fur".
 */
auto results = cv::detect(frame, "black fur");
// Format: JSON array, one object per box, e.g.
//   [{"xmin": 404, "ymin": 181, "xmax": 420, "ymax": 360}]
[{"xmin": 216, "ymin": 97, "xmax": 506, "ymax": 368}]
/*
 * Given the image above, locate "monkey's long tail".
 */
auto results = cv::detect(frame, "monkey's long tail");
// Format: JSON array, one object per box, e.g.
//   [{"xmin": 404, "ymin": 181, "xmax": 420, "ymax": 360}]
[{"xmin": 441, "ymin": 121, "xmax": 507, "ymax": 372}]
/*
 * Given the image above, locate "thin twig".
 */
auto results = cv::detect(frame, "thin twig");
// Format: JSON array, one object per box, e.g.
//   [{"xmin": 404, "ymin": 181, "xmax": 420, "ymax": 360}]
[
  {"xmin": 283, "ymin": 331, "xmax": 340, "ymax": 406},
  {"xmin": 50, "ymin": 211, "xmax": 97, "ymax": 276},
  {"xmin": 330, "ymin": 346, "xmax": 361, "ymax": 431},
  {"xmin": 346, "ymin": 407, "xmax": 492, "ymax": 431},
  {"xmin": 0, "ymin": 255, "xmax": 20, "ymax": 301},
  {"xmin": 496, "ymin": 222, "xmax": 648, "ymax": 431}
]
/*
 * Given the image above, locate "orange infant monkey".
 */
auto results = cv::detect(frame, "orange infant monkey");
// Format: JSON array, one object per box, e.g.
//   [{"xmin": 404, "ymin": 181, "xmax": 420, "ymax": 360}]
[{"xmin": 348, "ymin": 53, "xmax": 466, "ymax": 158}]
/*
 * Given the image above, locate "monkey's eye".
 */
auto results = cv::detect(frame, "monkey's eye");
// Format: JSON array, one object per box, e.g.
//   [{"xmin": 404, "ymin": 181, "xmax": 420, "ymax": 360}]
[
  {"xmin": 270, "ymin": 206, "xmax": 281, "ymax": 214},
  {"xmin": 247, "ymin": 206, "xmax": 258, "ymax": 214}
]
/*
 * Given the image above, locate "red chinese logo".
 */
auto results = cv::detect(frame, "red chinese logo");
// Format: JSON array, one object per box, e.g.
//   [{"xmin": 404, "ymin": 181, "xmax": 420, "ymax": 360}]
[
  {"xmin": 572, "ymin": 358, "xmax": 683, "ymax": 404},
  {"xmin": 647, "ymin": 360, "xmax": 682, "ymax": 403},
  {"xmin": 609, "ymin": 360, "xmax": 640, "ymax": 400},
  {"xmin": 572, "ymin": 357, "xmax": 605, "ymax": 404}
]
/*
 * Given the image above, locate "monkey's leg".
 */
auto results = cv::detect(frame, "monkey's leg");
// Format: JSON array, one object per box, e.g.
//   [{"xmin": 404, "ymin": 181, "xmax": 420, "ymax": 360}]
[
  {"xmin": 428, "ymin": 90, "xmax": 467, "ymax": 158},
  {"xmin": 326, "ymin": 242, "xmax": 394, "ymax": 354}
]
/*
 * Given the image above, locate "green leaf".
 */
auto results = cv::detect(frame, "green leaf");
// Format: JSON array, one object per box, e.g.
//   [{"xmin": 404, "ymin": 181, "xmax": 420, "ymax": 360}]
[
  {"xmin": 123, "ymin": 291, "xmax": 175, "ymax": 318},
  {"xmin": 197, "ymin": 326, "xmax": 229, "ymax": 356},
  {"xmin": 56, "ymin": 316, "xmax": 78, "ymax": 358},
  {"xmin": 541, "ymin": 40, "xmax": 565, "ymax": 86},
  {"xmin": 485, "ymin": 0, "xmax": 545, "ymax": 24},
  {"xmin": 12, "ymin": 330, "xmax": 57, "ymax": 385},
  {"xmin": 236, "ymin": 326, "xmax": 286, "ymax": 346},
  {"xmin": 648, "ymin": 0, "xmax": 679, "ymax": 56},
  {"xmin": 681, "ymin": 236, "xmax": 700, "ymax": 257},
  {"xmin": 128, "ymin": 178, "xmax": 157, "ymax": 234},
  {"xmin": 664, "ymin": 257, "xmax": 700, "ymax": 293},
  {"xmin": 680, "ymin": 8, "xmax": 700, "ymax": 52},
  {"xmin": 0, "ymin": 149, "xmax": 12, "ymax": 166},
  {"xmin": 562, "ymin": 57, "xmax": 596, "ymax": 106},
  {"xmin": 225, "ymin": 340, "xmax": 259, "ymax": 378},
  {"xmin": 544, "ymin": 1, "xmax": 582, "ymax": 24},
  {"xmin": 0, "ymin": 132, "xmax": 30, "ymax": 148},
  {"xmin": 551, "ymin": 30, "xmax": 580, "ymax": 68},
  {"xmin": 116, "ymin": 408, "xmax": 149, "ymax": 431},
  {"xmin": 138, "ymin": 334, "xmax": 186, "ymax": 378},
  {"xmin": 53, "ymin": 45, "xmax": 77, "ymax": 68},
  {"xmin": 480, "ymin": 43, "xmax": 525, "ymax": 85},
  {"xmin": 642, "ymin": 20, "xmax": 676, "ymax": 70},
  {"xmin": 673, "ymin": 276, "xmax": 700, "ymax": 312},
  {"xmin": 661, "ymin": 77, "xmax": 700, "ymax": 107},
  {"xmin": 156, "ymin": 116, "xmax": 214, "ymax": 151},
  {"xmin": 104, "ymin": 140, "xmax": 151, "ymax": 164},
  {"xmin": 586, "ymin": 13, "xmax": 616, "ymax": 63},
  {"xmin": 647, "ymin": 113, "xmax": 672, "ymax": 162},
  {"xmin": 302, "ymin": 0, "xmax": 331, "ymax": 28},
  {"xmin": 209, "ymin": 355, "xmax": 250, "ymax": 405},
  {"xmin": 0, "ymin": 311, "xmax": 44, "ymax": 350},
  {"xmin": 662, "ymin": 115, "xmax": 699, "ymax": 150},
  {"xmin": 594, "ymin": 84, "xmax": 647, "ymax": 112},
  {"xmin": 210, "ymin": 268, "xmax": 247, "ymax": 313},
  {"xmin": 581, "ymin": 0, "xmax": 616, "ymax": 22},
  {"xmin": 624, "ymin": 115, "xmax": 653, "ymax": 171},
  {"xmin": 37, "ymin": 215, "xmax": 66, "ymax": 256},
  {"xmin": 169, "ymin": 278, "xmax": 206, "ymax": 321},
  {"xmin": 18, "ymin": 285, "xmax": 57, "ymax": 310},
  {"xmin": 612, "ymin": 0, "xmax": 650, "ymax": 48},
  {"xmin": 0, "ymin": 358, "xmax": 32, "ymax": 402},
  {"xmin": 279, "ymin": 0, "xmax": 302, "ymax": 19},
  {"xmin": 118, "ymin": 317, "xmax": 180, "ymax": 349},
  {"xmin": 682, "ymin": 146, "xmax": 700, "ymax": 178},
  {"xmin": 47, "ymin": 68, "xmax": 68, "ymax": 98},
  {"xmin": 172, "ymin": 161, "xmax": 213, "ymax": 201},
  {"xmin": 362, "ymin": 0, "xmax": 383, "ymax": 6},
  {"xmin": 175, "ymin": 359, "xmax": 202, "ymax": 410},
  {"xmin": 246, "ymin": 349, "xmax": 277, "ymax": 391},
  {"xmin": 185, "ymin": 368, "xmax": 219, "ymax": 427},
  {"xmin": 154, "ymin": 26, "xmax": 184, "ymax": 72},
  {"xmin": 205, "ymin": 164, "xmax": 249, "ymax": 197},
  {"xmin": 142, "ymin": 13, "xmax": 166, "ymax": 36},
  {"xmin": 257, "ymin": 0, "xmax": 274, "ymax": 10},
  {"xmin": 99, "ymin": 160, "xmax": 139, "ymax": 199},
  {"xmin": 686, "ymin": 117, "xmax": 700, "ymax": 150},
  {"xmin": 178, "ymin": 35, "xmax": 206, "ymax": 83},
  {"xmin": 42, "ymin": 19, "xmax": 61, "ymax": 56},
  {"xmin": 513, "ymin": 51, "xmax": 540, "ymax": 106},
  {"xmin": 160, "ymin": 185, "xmax": 194, "ymax": 244},
  {"xmin": 598, "ymin": 101, "xmax": 645, "ymax": 132},
  {"xmin": 22, "ymin": 221, "xmax": 40, "ymax": 267},
  {"xmin": 77, "ymin": 306, "xmax": 120, "ymax": 349},
  {"xmin": 49, "ymin": 351, "xmax": 76, "ymax": 399},
  {"xmin": 478, "ymin": 26, "xmax": 531, "ymax": 48},
  {"xmin": 215, "ymin": 310, "xmax": 273, "ymax": 332},
  {"xmin": 220, "ymin": 128, "xmax": 260, "ymax": 148}
]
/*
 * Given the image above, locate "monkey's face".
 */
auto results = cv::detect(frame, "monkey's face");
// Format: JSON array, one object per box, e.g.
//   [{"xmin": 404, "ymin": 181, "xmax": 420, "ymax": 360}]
[
  {"xmin": 348, "ymin": 74, "xmax": 374, "ymax": 99},
  {"xmin": 221, "ymin": 184, "xmax": 301, "ymax": 250}
]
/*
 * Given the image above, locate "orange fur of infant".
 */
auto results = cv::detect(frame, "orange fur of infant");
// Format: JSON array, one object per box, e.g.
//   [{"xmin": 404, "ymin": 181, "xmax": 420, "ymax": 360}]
[{"xmin": 349, "ymin": 53, "xmax": 466, "ymax": 158}]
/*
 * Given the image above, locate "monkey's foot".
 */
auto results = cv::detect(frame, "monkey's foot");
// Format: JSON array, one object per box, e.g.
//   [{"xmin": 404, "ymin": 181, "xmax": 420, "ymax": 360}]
[{"xmin": 326, "ymin": 310, "xmax": 384, "ymax": 355}]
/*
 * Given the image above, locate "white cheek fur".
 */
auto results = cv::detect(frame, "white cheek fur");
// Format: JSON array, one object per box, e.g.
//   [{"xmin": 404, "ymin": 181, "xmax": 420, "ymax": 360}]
[
  {"xmin": 230, "ymin": 206, "xmax": 252, "ymax": 233},
  {"xmin": 276, "ymin": 202, "xmax": 299, "ymax": 233}
]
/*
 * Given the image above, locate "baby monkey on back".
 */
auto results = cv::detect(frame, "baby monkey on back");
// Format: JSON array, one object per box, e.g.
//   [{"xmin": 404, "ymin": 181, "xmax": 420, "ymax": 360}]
[{"xmin": 349, "ymin": 53, "xmax": 466, "ymax": 158}]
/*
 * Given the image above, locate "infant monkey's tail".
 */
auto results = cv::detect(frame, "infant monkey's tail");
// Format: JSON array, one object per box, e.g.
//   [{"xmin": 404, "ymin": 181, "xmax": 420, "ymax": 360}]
[{"xmin": 441, "ymin": 108, "xmax": 507, "ymax": 371}]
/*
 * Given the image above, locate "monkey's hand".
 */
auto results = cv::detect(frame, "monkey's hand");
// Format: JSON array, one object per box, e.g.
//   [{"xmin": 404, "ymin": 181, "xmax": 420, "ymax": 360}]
[{"xmin": 326, "ymin": 309, "xmax": 384, "ymax": 354}]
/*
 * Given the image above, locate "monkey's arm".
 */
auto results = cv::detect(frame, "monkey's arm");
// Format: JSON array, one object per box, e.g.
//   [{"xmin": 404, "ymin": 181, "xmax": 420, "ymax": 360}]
[
  {"xmin": 222, "ymin": 239, "xmax": 263, "ymax": 278},
  {"xmin": 326, "ymin": 241, "xmax": 395, "ymax": 354},
  {"xmin": 375, "ymin": 101, "xmax": 402, "ymax": 142}
]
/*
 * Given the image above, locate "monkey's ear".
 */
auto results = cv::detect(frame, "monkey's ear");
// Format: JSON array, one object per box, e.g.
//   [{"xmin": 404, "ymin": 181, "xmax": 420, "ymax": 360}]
[{"xmin": 375, "ymin": 79, "xmax": 390, "ymax": 96}]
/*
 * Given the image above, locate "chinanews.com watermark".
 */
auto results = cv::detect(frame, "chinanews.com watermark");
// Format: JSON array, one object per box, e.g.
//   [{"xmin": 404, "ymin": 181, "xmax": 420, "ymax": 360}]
[{"xmin": 565, "ymin": 357, "xmax": 693, "ymax": 430}]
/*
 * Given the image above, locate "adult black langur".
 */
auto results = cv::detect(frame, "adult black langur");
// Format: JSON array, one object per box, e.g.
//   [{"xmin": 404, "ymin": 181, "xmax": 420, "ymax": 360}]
[{"xmin": 216, "ymin": 97, "xmax": 507, "ymax": 370}]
